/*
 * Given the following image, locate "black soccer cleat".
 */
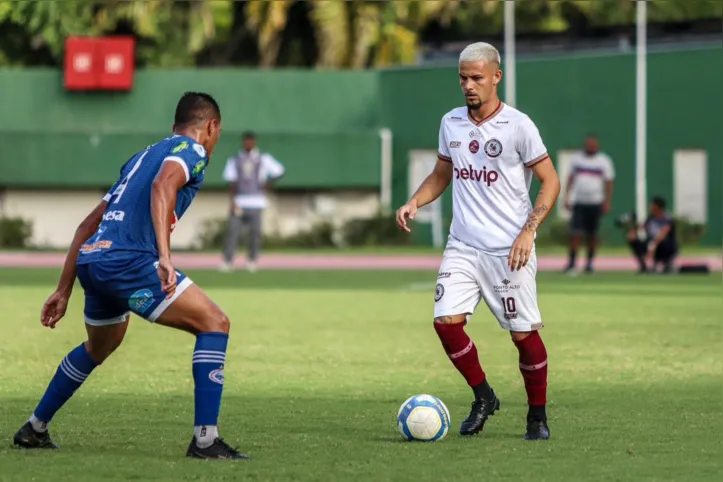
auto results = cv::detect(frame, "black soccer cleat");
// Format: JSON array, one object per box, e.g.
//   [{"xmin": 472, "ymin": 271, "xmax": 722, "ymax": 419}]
[
  {"xmin": 13, "ymin": 422, "xmax": 59, "ymax": 449},
  {"xmin": 186, "ymin": 437, "xmax": 250, "ymax": 460},
  {"xmin": 459, "ymin": 394, "xmax": 500, "ymax": 436},
  {"xmin": 524, "ymin": 418, "xmax": 550, "ymax": 440}
]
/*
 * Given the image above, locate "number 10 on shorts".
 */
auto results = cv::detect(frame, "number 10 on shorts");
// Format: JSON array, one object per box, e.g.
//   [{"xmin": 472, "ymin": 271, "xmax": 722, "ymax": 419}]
[{"xmin": 501, "ymin": 297, "xmax": 517, "ymax": 320}]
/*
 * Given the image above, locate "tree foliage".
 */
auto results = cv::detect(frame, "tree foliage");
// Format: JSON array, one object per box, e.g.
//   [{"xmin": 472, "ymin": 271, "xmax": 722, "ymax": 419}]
[{"xmin": 0, "ymin": 0, "xmax": 719, "ymax": 68}]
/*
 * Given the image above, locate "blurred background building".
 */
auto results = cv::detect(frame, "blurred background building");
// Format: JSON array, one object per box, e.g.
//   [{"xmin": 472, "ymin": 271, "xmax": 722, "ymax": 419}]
[{"xmin": 0, "ymin": 0, "xmax": 719, "ymax": 252}]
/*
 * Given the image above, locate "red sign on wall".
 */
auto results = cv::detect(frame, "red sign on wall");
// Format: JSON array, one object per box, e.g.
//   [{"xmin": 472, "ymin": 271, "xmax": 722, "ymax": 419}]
[{"xmin": 64, "ymin": 36, "xmax": 135, "ymax": 91}]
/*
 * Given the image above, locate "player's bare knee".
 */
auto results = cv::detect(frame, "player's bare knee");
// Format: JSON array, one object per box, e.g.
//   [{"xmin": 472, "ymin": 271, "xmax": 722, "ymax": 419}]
[
  {"xmin": 199, "ymin": 312, "xmax": 231, "ymax": 334},
  {"xmin": 84, "ymin": 337, "xmax": 123, "ymax": 364},
  {"xmin": 510, "ymin": 331, "xmax": 533, "ymax": 342},
  {"xmin": 434, "ymin": 315, "xmax": 466, "ymax": 325}
]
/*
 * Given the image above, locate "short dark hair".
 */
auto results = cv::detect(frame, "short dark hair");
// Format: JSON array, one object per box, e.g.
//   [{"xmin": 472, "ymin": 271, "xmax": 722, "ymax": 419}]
[
  {"xmin": 242, "ymin": 131, "xmax": 256, "ymax": 140},
  {"xmin": 174, "ymin": 92, "xmax": 221, "ymax": 127},
  {"xmin": 651, "ymin": 196, "xmax": 666, "ymax": 209}
]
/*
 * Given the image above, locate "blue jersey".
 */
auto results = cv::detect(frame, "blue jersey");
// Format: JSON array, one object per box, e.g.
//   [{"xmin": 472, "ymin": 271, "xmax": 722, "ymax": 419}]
[{"xmin": 77, "ymin": 135, "xmax": 208, "ymax": 264}]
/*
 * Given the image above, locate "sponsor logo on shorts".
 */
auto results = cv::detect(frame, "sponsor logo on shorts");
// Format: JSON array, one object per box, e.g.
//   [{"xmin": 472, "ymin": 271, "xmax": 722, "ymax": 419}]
[
  {"xmin": 437, "ymin": 271, "xmax": 452, "ymax": 279},
  {"xmin": 453, "ymin": 165, "xmax": 498, "ymax": 186},
  {"xmin": 434, "ymin": 283, "xmax": 445, "ymax": 302},
  {"xmin": 494, "ymin": 278, "xmax": 520, "ymax": 293},
  {"xmin": 209, "ymin": 368, "xmax": 225, "ymax": 385},
  {"xmin": 80, "ymin": 240, "xmax": 112, "ymax": 253},
  {"xmin": 449, "ymin": 141, "xmax": 461, "ymax": 149},
  {"xmin": 128, "ymin": 288, "xmax": 154, "ymax": 314},
  {"xmin": 484, "ymin": 139, "xmax": 503, "ymax": 158}
]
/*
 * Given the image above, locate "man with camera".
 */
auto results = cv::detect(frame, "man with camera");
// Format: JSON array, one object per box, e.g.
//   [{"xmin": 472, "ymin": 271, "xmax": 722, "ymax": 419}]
[{"xmin": 618, "ymin": 196, "xmax": 678, "ymax": 274}]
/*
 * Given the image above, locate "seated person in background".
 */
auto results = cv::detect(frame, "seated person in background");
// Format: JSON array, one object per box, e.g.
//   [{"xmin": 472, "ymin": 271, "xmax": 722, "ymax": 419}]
[{"xmin": 622, "ymin": 196, "xmax": 678, "ymax": 273}]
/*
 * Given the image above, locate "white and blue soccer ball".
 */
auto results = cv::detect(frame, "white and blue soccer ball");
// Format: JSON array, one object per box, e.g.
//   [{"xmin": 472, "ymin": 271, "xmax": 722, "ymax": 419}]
[{"xmin": 397, "ymin": 394, "xmax": 450, "ymax": 442}]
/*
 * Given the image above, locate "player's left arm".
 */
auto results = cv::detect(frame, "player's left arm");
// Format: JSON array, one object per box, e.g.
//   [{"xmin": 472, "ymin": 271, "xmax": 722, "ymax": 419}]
[
  {"xmin": 509, "ymin": 116, "xmax": 561, "ymax": 271},
  {"xmin": 603, "ymin": 156, "xmax": 615, "ymax": 214},
  {"xmin": 647, "ymin": 219, "xmax": 673, "ymax": 257},
  {"xmin": 41, "ymin": 199, "xmax": 108, "ymax": 328},
  {"xmin": 262, "ymin": 153, "xmax": 285, "ymax": 189},
  {"xmin": 526, "ymin": 157, "xmax": 561, "ymax": 233}
]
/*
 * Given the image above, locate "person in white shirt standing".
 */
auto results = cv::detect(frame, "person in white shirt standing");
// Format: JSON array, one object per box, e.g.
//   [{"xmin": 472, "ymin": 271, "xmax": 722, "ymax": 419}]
[
  {"xmin": 220, "ymin": 131, "xmax": 285, "ymax": 273},
  {"xmin": 396, "ymin": 42, "xmax": 560, "ymax": 441},
  {"xmin": 562, "ymin": 135, "xmax": 615, "ymax": 274}
]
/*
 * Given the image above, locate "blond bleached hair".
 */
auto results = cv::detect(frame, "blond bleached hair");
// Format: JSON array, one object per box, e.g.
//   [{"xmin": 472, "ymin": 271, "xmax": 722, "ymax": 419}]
[{"xmin": 458, "ymin": 42, "xmax": 501, "ymax": 65}]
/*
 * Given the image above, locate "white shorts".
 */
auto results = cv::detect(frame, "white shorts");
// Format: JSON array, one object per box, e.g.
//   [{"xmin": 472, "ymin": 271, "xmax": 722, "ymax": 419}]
[{"xmin": 434, "ymin": 237, "xmax": 543, "ymax": 332}]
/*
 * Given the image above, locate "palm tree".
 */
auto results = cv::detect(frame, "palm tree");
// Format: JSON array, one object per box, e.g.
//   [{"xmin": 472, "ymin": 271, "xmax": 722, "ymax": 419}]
[
  {"xmin": 245, "ymin": 0, "xmax": 295, "ymax": 67},
  {"xmin": 309, "ymin": 0, "xmax": 460, "ymax": 69}
]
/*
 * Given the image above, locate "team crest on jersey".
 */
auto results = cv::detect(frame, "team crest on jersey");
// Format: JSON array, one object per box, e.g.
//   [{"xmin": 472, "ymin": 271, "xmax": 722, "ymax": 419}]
[
  {"xmin": 129, "ymin": 289, "xmax": 154, "ymax": 314},
  {"xmin": 484, "ymin": 139, "xmax": 503, "ymax": 158},
  {"xmin": 434, "ymin": 283, "xmax": 445, "ymax": 302},
  {"xmin": 171, "ymin": 141, "xmax": 189, "ymax": 154},
  {"xmin": 469, "ymin": 140, "xmax": 480, "ymax": 154},
  {"xmin": 193, "ymin": 143, "xmax": 206, "ymax": 158}
]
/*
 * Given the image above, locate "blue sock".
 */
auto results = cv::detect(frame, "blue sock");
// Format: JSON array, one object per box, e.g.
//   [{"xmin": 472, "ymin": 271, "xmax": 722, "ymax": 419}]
[
  {"xmin": 32, "ymin": 343, "xmax": 98, "ymax": 428},
  {"xmin": 192, "ymin": 332, "xmax": 228, "ymax": 444}
]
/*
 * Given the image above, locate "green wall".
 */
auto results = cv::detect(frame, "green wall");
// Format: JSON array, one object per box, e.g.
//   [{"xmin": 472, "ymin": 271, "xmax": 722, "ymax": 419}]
[
  {"xmin": 0, "ymin": 69, "xmax": 382, "ymax": 188},
  {"xmin": 0, "ymin": 47, "xmax": 720, "ymax": 244}
]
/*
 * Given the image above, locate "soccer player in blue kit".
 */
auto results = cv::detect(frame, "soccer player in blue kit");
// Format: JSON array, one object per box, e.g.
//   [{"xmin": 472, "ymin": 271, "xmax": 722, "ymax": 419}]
[{"xmin": 13, "ymin": 92, "xmax": 249, "ymax": 460}]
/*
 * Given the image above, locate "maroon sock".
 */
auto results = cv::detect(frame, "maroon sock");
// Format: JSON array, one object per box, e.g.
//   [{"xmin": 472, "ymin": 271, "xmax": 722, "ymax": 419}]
[
  {"xmin": 513, "ymin": 331, "xmax": 548, "ymax": 407},
  {"xmin": 433, "ymin": 322, "xmax": 486, "ymax": 387}
]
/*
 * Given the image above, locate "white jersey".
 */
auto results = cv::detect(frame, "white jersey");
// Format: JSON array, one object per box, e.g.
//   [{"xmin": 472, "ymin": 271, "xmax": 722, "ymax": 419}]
[
  {"xmin": 437, "ymin": 102, "xmax": 549, "ymax": 256},
  {"xmin": 568, "ymin": 152, "xmax": 614, "ymax": 205}
]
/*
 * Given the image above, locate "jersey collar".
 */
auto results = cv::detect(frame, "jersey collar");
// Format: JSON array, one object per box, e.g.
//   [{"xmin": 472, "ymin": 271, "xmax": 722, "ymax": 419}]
[{"xmin": 467, "ymin": 100, "xmax": 504, "ymax": 126}]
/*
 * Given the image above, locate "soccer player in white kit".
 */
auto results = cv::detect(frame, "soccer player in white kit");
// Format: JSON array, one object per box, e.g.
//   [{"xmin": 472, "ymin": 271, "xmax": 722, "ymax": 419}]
[{"xmin": 396, "ymin": 42, "xmax": 561, "ymax": 440}]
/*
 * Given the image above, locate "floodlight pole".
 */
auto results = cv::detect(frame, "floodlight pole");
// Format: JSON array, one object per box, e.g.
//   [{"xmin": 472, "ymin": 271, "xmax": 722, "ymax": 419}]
[
  {"xmin": 636, "ymin": 0, "xmax": 648, "ymax": 228},
  {"xmin": 504, "ymin": 0, "xmax": 516, "ymax": 107}
]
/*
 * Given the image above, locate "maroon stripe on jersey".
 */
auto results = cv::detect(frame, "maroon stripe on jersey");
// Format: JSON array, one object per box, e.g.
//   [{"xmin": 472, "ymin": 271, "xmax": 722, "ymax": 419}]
[
  {"xmin": 525, "ymin": 154, "xmax": 550, "ymax": 168},
  {"xmin": 438, "ymin": 153, "xmax": 452, "ymax": 162},
  {"xmin": 468, "ymin": 100, "xmax": 503, "ymax": 126}
]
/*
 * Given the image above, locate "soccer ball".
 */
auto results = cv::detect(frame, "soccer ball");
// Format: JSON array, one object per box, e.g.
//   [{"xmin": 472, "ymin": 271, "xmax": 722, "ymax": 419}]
[{"xmin": 397, "ymin": 394, "xmax": 450, "ymax": 442}]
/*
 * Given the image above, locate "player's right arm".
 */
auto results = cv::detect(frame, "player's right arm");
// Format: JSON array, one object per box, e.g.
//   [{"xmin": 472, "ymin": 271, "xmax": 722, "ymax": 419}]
[
  {"xmin": 396, "ymin": 158, "xmax": 453, "ymax": 232},
  {"xmin": 41, "ymin": 200, "xmax": 108, "ymax": 328},
  {"xmin": 563, "ymin": 156, "xmax": 577, "ymax": 210},
  {"xmin": 152, "ymin": 141, "xmax": 209, "ymax": 297},
  {"xmin": 151, "ymin": 162, "xmax": 186, "ymax": 297},
  {"xmin": 397, "ymin": 119, "xmax": 454, "ymax": 232},
  {"xmin": 222, "ymin": 157, "xmax": 238, "ymax": 214}
]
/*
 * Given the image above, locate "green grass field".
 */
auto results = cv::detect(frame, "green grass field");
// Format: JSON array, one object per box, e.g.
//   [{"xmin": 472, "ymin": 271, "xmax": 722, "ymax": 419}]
[{"xmin": 0, "ymin": 268, "xmax": 721, "ymax": 481}]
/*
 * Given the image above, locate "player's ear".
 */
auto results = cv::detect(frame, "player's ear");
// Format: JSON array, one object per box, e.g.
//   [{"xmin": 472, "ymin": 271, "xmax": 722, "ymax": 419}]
[{"xmin": 494, "ymin": 68, "xmax": 502, "ymax": 85}]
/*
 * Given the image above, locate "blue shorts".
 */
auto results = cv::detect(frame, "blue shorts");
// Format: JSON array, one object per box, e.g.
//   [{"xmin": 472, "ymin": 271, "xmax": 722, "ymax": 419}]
[{"xmin": 76, "ymin": 255, "xmax": 193, "ymax": 326}]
